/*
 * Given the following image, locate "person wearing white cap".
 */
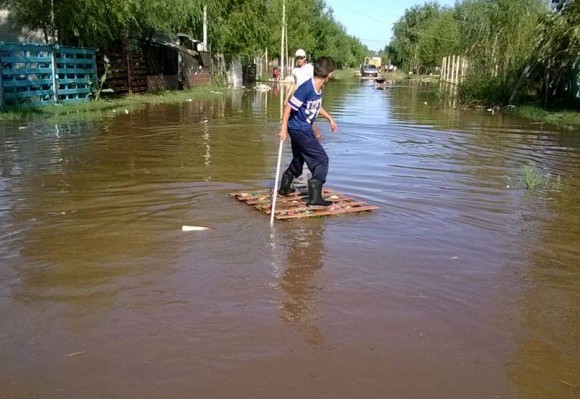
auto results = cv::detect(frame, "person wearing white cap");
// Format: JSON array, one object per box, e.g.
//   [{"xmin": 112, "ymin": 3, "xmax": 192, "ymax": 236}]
[
  {"xmin": 284, "ymin": 49, "xmax": 321, "ymax": 186},
  {"xmin": 284, "ymin": 49, "xmax": 314, "ymax": 111}
]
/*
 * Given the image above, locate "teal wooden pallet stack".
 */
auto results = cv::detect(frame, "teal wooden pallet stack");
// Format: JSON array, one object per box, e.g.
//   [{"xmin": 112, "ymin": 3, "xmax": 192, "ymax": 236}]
[
  {"xmin": 0, "ymin": 43, "xmax": 55, "ymax": 108},
  {"xmin": 0, "ymin": 42, "xmax": 97, "ymax": 108},
  {"xmin": 54, "ymin": 46, "xmax": 96, "ymax": 104}
]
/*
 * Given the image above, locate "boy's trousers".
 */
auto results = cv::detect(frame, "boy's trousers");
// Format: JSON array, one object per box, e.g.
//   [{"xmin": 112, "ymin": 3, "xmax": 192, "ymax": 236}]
[{"xmin": 286, "ymin": 128, "xmax": 329, "ymax": 183}]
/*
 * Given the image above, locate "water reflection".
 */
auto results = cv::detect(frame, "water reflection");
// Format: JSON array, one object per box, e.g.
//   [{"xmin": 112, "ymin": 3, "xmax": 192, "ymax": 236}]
[
  {"xmin": 278, "ymin": 221, "xmax": 326, "ymax": 347},
  {"xmin": 508, "ymin": 179, "xmax": 580, "ymax": 399},
  {"xmin": 1, "ymin": 81, "xmax": 580, "ymax": 398}
]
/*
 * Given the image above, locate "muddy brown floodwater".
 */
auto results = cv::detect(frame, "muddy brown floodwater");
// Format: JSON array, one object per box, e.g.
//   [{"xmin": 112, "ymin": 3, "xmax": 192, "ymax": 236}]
[{"xmin": 1, "ymin": 81, "xmax": 579, "ymax": 399}]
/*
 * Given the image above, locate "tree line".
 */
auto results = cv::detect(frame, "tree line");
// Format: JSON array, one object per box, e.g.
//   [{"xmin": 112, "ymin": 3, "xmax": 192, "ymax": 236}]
[
  {"xmin": 0, "ymin": 0, "xmax": 369, "ymax": 68},
  {"xmin": 385, "ymin": 0, "xmax": 580, "ymax": 106}
]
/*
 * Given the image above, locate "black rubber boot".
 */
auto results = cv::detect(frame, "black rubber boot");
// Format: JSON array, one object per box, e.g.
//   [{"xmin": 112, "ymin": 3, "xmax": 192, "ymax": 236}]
[
  {"xmin": 307, "ymin": 179, "xmax": 333, "ymax": 206},
  {"xmin": 278, "ymin": 170, "xmax": 296, "ymax": 196}
]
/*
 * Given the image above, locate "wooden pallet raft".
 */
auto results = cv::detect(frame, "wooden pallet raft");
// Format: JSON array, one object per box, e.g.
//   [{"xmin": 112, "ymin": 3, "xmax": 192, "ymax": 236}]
[{"xmin": 229, "ymin": 188, "xmax": 378, "ymax": 220}]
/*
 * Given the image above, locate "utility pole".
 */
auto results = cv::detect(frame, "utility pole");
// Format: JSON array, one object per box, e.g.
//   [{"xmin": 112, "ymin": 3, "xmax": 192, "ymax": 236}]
[
  {"xmin": 203, "ymin": 5, "xmax": 207, "ymax": 51},
  {"xmin": 280, "ymin": 0, "xmax": 285, "ymax": 80},
  {"xmin": 50, "ymin": 0, "xmax": 56, "ymax": 42}
]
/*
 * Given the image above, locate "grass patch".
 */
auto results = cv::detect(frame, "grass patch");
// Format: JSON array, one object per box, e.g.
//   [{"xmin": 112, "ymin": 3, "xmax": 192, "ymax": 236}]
[
  {"xmin": 513, "ymin": 105, "xmax": 580, "ymax": 131},
  {"xmin": 330, "ymin": 68, "xmax": 360, "ymax": 81},
  {"xmin": 521, "ymin": 161, "xmax": 560, "ymax": 190},
  {"xmin": 0, "ymin": 84, "xmax": 227, "ymax": 124},
  {"xmin": 408, "ymin": 73, "xmax": 439, "ymax": 83},
  {"xmin": 329, "ymin": 69, "xmax": 411, "ymax": 82},
  {"xmin": 458, "ymin": 75, "xmax": 511, "ymax": 106}
]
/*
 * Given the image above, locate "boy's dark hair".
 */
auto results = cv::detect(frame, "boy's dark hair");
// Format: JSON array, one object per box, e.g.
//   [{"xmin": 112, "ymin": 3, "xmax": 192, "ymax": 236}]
[{"xmin": 314, "ymin": 57, "xmax": 336, "ymax": 78}]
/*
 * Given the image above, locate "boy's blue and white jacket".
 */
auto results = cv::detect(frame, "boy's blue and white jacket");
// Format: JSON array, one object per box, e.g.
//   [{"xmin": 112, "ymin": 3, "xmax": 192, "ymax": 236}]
[{"xmin": 288, "ymin": 79, "xmax": 322, "ymax": 133}]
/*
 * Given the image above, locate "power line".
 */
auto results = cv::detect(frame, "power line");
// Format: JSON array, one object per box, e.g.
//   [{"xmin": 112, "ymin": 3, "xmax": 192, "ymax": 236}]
[
  {"xmin": 359, "ymin": 38, "xmax": 389, "ymax": 43},
  {"xmin": 329, "ymin": 0, "xmax": 390, "ymax": 26},
  {"xmin": 329, "ymin": 1, "xmax": 458, "ymax": 44}
]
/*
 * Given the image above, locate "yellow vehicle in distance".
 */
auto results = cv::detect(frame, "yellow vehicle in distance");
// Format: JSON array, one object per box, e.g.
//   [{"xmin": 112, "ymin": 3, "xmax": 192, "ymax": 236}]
[{"xmin": 365, "ymin": 56, "xmax": 382, "ymax": 69}]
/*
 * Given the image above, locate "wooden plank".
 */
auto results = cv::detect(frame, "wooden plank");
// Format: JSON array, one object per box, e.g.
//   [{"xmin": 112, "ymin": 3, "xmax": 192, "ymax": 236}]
[
  {"xmin": 0, "ymin": 44, "xmax": 51, "ymax": 52},
  {"xmin": 58, "ymin": 88, "xmax": 90, "ymax": 95},
  {"xmin": 2, "ymin": 56, "xmax": 52, "ymax": 63},
  {"xmin": 230, "ymin": 188, "xmax": 338, "ymax": 202},
  {"xmin": 55, "ymin": 58, "xmax": 95, "ymax": 65},
  {"xmin": 230, "ymin": 187, "xmax": 378, "ymax": 220},
  {"xmin": 57, "ymin": 78, "xmax": 92, "ymax": 85},
  {"xmin": 56, "ymin": 47, "xmax": 96, "ymax": 55},
  {"xmin": 3, "ymin": 79, "xmax": 53, "ymax": 87},
  {"xmin": 4, "ymin": 89, "xmax": 54, "ymax": 99},
  {"xmin": 264, "ymin": 200, "xmax": 366, "ymax": 214},
  {"xmin": 254, "ymin": 195, "xmax": 352, "ymax": 210},
  {"xmin": 54, "ymin": 67, "xmax": 95, "ymax": 74},
  {"xmin": 2, "ymin": 67, "xmax": 53, "ymax": 75},
  {"xmin": 275, "ymin": 205, "xmax": 379, "ymax": 219}
]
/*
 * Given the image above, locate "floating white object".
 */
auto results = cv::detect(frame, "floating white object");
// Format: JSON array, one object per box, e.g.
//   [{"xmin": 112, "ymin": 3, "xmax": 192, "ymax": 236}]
[
  {"xmin": 255, "ymin": 84, "xmax": 271, "ymax": 91},
  {"xmin": 182, "ymin": 225, "xmax": 210, "ymax": 232}
]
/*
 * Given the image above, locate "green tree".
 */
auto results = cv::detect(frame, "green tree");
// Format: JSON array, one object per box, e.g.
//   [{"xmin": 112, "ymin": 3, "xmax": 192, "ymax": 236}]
[{"xmin": 389, "ymin": 2, "xmax": 444, "ymax": 71}]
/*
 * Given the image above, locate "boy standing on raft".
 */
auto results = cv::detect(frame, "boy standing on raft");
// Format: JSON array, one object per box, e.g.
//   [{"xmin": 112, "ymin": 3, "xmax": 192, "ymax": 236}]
[{"xmin": 278, "ymin": 56, "xmax": 338, "ymax": 206}]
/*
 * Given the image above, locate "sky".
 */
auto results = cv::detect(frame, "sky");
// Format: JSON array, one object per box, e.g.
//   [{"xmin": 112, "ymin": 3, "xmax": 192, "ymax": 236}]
[{"xmin": 325, "ymin": 0, "xmax": 457, "ymax": 52}]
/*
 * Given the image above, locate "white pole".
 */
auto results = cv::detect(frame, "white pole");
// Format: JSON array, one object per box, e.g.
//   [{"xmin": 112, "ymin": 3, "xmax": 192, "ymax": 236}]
[
  {"xmin": 270, "ymin": 140, "xmax": 284, "ymax": 226},
  {"xmin": 285, "ymin": 23, "xmax": 288, "ymax": 77},
  {"xmin": 51, "ymin": 47, "xmax": 58, "ymax": 103},
  {"xmin": 203, "ymin": 6, "xmax": 207, "ymax": 51},
  {"xmin": 280, "ymin": 0, "xmax": 285, "ymax": 80}
]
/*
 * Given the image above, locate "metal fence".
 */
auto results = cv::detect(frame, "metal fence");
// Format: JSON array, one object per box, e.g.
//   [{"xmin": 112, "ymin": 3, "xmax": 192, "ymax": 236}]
[{"xmin": 0, "ymin": 42, "xmax": 96, "ymax": 108}]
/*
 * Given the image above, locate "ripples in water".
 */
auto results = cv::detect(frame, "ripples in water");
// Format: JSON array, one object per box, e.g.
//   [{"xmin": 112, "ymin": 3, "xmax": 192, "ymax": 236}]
[{"xmin": 0, "ymin": 82, "xmax": 578, "ymax": 398}]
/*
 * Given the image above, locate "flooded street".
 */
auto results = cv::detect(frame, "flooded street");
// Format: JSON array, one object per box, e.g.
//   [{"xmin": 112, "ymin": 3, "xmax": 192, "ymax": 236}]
[{"xmin": 1, "ymin": 81, "xmax": 579, "ymax": 398}]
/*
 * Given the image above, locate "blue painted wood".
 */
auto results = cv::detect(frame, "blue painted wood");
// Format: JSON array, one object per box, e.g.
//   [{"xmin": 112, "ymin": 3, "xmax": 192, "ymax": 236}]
[
  {"xmin": 0, "ymin": 43, "xmax": 51, "ymax": 52},
  {"xmin": 1, "ymin": 42, "xmax": 97, "ymax": 108},
  {"xmin": 53, "ymin": 68, "xmax": 96, "ymax": 74},
  {"xmin": 55, "ymin": 60, "xmax": 96, "ymax": 66},
  {"xmin": 4, "ymin": 89, "xmax": 54, "ymax": 99},
  {"xmin": 3, "ymin": 79, "xmax": 54, "ymax": 87},
  {"xmin": 2, "ymin": 68, "xmax": 53, "ymax": 76},
  {"xmin": 57, "ymin": 78, "xmax": 93, "ymax": 85},
  {"xmin": 2, "ymin": 56, "xmax": 53, "ymax": 64},
  {"xmin": 57, "ymin": 47, "xmax": 95, "ymax": 55},
  {"xmin": 58, "ymin": 88, "xmax": 91, "ymax": 95}
]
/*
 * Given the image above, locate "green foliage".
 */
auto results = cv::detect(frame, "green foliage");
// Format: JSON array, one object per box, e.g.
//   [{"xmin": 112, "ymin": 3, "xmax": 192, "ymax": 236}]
[
  {"xmin": 387, "ymin": 0, "xmax": 564, "ymax": 106},
  {"xmin": 458, "ymin": 73, "xmax": 511, "ymax": 105},
  {"xmin": 417, "ymin": 10, "xmax": 459, "ymax": 70},
  {"xmin": 530, "ymin": 1, "xmax": 580, "ymax": 104},
  {"xmin": 389, "ymin": 3, "xmax": 459, "ymax": 72},
  {"xmin": 1, "ymin": 0, "xmax": 367, "ymax": 68},
  {"xmin": 1, "ymin": 0, "xmax": 210, "ymax": 47},
  {"xmin": 92, "ymin": 57, "xmax": 110, "ymax": 102},
  {"xmin": 521, "ymin": 161, "xmax": 559, "ymax": 190},
  {"xmin": 456, "ymin": 0, "xmax": 545, "ymax": 79},
  {"xmin": 514, "ymin": 105, "xmax": 580, "ymax": 130}
]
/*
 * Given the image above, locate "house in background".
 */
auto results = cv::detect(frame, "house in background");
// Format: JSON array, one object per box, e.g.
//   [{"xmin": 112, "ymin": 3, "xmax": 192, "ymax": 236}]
[{"xmin": 144, "ymin": 32, "xmax": 211, "ymax": 92}]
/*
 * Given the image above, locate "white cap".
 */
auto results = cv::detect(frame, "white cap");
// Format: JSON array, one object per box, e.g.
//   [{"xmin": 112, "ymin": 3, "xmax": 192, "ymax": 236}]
[{"xmin": 295, "ymin": 49, "xmax": 306, "ymax": 58}]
